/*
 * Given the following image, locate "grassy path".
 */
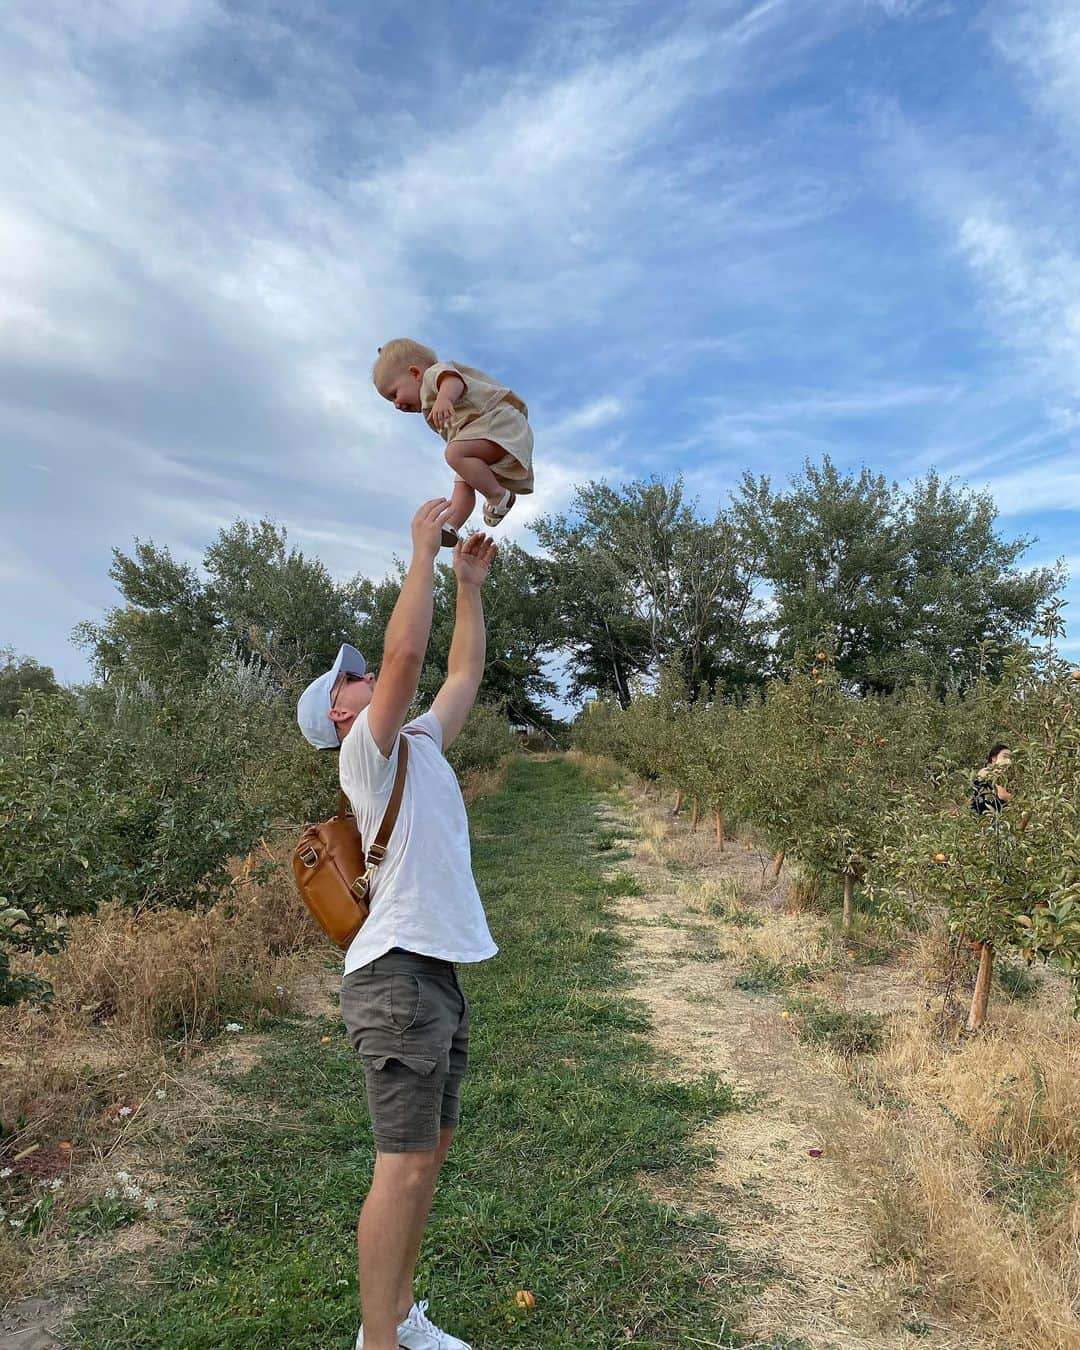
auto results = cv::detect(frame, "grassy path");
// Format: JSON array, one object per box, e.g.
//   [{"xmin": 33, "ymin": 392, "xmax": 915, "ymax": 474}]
[{"xmin": 72, "ymin": 758, "xmax": 744, "ymax": 1349}]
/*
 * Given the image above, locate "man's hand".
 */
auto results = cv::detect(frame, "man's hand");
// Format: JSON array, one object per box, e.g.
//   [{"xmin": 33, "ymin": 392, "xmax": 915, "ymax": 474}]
[
  {"xmin": 454, "ymin": 532, "xmax": 497, "ymax": 587},
  {"xmin": 411, "ymin": 497, "xmax": 453, "ymax": 561}
]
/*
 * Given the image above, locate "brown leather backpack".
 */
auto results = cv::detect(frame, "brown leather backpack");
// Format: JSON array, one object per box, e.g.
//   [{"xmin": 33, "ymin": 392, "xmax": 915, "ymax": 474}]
[{"xmin": 292, "ymin": 729, "xmax": 426, "ymax": 948}]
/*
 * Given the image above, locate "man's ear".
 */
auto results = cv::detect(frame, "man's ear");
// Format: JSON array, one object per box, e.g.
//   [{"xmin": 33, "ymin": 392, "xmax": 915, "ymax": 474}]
[{"xmin": 328, "ymin": 706, "xmax": 351, "ymax": 726}]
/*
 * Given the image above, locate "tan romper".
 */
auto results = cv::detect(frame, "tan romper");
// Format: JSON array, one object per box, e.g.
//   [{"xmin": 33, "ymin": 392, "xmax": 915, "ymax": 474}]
[{"xmin": 420, "ymin": 361, "xmax": 535, "ymax": 494}]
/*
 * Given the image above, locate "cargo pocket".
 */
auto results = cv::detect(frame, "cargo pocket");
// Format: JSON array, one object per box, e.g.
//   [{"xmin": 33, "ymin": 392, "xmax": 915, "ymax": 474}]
[
  {"xmin": 360, "ymin": 1052, "xmax": 442, "ymax": 1150},
  {"xmin": 362, "ymin": 1052, "xmax": 437, "ymax": 1076}
]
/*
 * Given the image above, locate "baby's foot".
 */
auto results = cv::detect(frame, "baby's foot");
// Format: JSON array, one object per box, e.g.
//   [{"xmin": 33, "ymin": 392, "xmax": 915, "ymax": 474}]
[{"xmin": 482, "ymin": 490, "xmax": 516, "ymax": 527}]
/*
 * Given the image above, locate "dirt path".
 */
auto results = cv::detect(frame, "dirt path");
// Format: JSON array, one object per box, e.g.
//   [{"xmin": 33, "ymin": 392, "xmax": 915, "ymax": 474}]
[{"xmin": 603, "ymin": 782, "xmax": 993, "ymax": 1350}]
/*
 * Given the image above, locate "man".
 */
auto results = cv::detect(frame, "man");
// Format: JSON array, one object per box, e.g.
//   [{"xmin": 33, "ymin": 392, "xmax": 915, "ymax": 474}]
[{"xmin": 297, "ymin": 498, "xmax": 498, "ymax": 1350}]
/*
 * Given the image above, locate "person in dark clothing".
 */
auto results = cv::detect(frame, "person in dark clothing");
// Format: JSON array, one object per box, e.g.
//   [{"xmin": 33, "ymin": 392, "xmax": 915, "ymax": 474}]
[{"xmin": 972, "ymin": 743, "xmax": 1012, "ymax": 815}]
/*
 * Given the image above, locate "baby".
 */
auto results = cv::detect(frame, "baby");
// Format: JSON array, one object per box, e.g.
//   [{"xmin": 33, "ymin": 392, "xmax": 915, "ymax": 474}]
[{"xmin": 373, "ymin": 338, "xmax": 534, "ymax": 547}]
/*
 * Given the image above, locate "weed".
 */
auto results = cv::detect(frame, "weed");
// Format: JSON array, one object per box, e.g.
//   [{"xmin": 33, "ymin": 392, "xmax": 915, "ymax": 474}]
[
  {"xmin": 785, "ymin": 996, "xmax": 885, "ymax": 1056},
  {"xmin": 994, "ymin": 961, "xmax": 1039, "ymax": 1002},
  {"xmin": 606, "ymin": 871, "xmax": 644, "ymax": 897},
  {"xmin": 67, "ymin": 1196, "xmax": 145, "ymax": 1240},
  {"xmin": 983, "ymin": 1148, "xmax": 1072, "ymax": 1227}
]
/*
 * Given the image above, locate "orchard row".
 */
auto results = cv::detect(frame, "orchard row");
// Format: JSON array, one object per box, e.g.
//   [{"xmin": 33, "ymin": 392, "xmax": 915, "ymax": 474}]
[{"xmin": 576, "ymin": 604, "xmax": 1080, "ymax": 1030}]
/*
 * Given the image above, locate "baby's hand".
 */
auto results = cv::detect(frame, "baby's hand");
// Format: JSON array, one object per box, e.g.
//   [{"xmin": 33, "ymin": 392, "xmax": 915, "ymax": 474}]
[{"xmin": 431, "ymin": 391, "xmax": 455, "ymax": 430}]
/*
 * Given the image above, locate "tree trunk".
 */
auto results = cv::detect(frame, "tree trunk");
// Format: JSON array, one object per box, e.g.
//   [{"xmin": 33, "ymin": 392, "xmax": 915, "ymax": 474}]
[
  {"xmin": 671, "ymin": 790, "xmax": 683, "ymax": 817},
  {"xmin": 842, "ymin": 873, "xmax": 854, "ymax": 928},
  {"xmin": 967, "ymin": 943, "xmax": 994, "ymax": 1031},
  {"xmin": 715, "ymin": 810, "xmax": 724, "ymax": 850},
  {"xmin": 772, "ymin": 849, "xmax": 785, "ymax": 877},
  {"xmin": 690, "ymin": 798, "xmax": 700, "ymax": 832}
]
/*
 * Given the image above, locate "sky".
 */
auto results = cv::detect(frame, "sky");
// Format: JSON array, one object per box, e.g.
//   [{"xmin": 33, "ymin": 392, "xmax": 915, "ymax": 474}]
[{"xmin": 2, "ymin": 0, "xmax": 1079, "ymax": 692}]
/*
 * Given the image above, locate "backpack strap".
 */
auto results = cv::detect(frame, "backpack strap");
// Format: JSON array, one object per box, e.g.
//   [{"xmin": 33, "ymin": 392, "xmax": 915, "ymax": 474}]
[{"xmin": 353, "ymin": 725, "xmax": 433, "ymax": 892}]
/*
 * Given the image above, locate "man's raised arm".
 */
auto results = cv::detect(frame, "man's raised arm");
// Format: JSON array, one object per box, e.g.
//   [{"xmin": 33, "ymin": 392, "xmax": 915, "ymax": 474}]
[
  {"xmin": 366, "ymin": 498, "xmax": 454, "ymax": 757},
  {"xmin": 431, "ymin": 533, "xmax": 497, "ymax": 749}
]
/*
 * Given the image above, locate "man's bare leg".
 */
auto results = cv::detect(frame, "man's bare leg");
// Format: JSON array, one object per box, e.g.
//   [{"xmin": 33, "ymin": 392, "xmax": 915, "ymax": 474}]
[
  {"xmin": 356, "ymin": 1142, "xmax": 445, "ymax": 1349},
  {"xmin": 393, "ymin": 1128, "xmax": 455, "ymax": 1315}
]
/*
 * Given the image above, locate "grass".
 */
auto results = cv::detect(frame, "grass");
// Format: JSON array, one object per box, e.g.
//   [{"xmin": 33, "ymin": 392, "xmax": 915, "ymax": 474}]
[
  {"xmin": 68, "ymin": 758, "xmax": 743, "ymax": 1349},
  {"xmin": 984, "ymin": 1147, "xmax": 1073, "ymax": 1228},
  {"xmin": 995, "ymin": 960, "xmax": 1040, "ymax": 1002},
  {"xmin": 707, "ymin": 899, "xmax": 764, "ymax": 930},
  {"xmin": 733, "ymin": 954, "xmax": 821, "ymax": 994},
  {"xmin": 783, "ymin": 996, "xmax": 885, "ymax": 1056}
]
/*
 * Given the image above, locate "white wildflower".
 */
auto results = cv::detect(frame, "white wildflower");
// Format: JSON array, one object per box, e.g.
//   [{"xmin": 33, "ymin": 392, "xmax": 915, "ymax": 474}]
[
  {"xmin": 224, "ymin": 1022, "xmax": 243, "ymax": 1033},
  {"xmin": 142, "ymin": 1196, "xmax": 158, "ymax": 1211},
  {"xmin": 9, "ymin": 1218, "xmax": 23, "ymax": 1230},
  {"xmin": 104, "ymin": 1186, "xmax": 118, "ymax": 1200},
  {"xmin": 48, "ymin": 1178, "xmax": 65, "ymax": 1192},
  {"xmin": 154, "ymin": 1089, "xmax": 167, "ymax": 1100},
  {"xmin": 114, "ymin": 1171, "xmax": 131, "ymax": 1183},
  {"xmin": 122, "ymin": 1184, "xmax": 142, "ymax": 1201},
  {"xmin": 274, "ymin": 986, "xmax": 285, "ymax": 997},
  {"xmin": 0, "ymin": 1167, "xmax": 12, "ymax": 1179},
  {"xmin": 118, "ymin": 1106, "xmax": 133, "ymax": 1118}
]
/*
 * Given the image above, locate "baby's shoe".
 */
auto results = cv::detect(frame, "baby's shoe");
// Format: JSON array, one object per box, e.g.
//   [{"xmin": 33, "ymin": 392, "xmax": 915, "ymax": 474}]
[{"xmin": 482, "ymin": 490, "xmax": 515, "ymax": 527}]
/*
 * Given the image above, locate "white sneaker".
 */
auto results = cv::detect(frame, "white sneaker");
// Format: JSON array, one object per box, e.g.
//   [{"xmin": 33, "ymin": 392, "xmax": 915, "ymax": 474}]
[
  {"xmin": 356, "ymin": 1301, "xmax": 471, "ymax": 1350},
  {"xmin": 399, "ymin": 1301, "xmax": 471, "ymax": 1349}
]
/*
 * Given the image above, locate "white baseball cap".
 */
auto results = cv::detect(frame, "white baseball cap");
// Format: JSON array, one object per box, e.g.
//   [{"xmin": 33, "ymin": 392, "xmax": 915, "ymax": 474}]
[{"xmin": 296, "ymin": 643, "xmax": 367, "ymax": 749}]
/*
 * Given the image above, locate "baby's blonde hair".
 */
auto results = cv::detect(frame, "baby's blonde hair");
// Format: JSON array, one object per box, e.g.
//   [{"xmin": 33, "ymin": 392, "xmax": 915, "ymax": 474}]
[{"xmin": 372, "ymin": 338, "xmax": 437, "ymax": 386}]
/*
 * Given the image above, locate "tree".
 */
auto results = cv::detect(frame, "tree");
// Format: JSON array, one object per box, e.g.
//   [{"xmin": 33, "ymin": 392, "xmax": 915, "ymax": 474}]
[
  {"xmin": 74, "ymin": 541, "xmax": 218, "ymax": 684},
  {"xmin": 0, "ymin": 649, "xmax": 60, "ymax": 718},
  {"xmin": 535, "ymin": 477, "xmax": 766, "ymax": 703},
  {"xmin": 76, "ymin": 520, "xmax": 364, "ymax": 691},
  {"xmin": 733, "ymin": 457, "xmax": 1062, "ymax": 693},
  {"xmin": 895, "ymin": 472, "xmax": 1061, "ymax": 691}
]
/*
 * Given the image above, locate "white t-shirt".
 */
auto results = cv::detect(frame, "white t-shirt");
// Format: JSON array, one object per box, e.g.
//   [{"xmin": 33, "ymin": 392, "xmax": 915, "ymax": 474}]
[{"xmin": 338, "ymin": 707, "xmax": 498, "ymax": 974}]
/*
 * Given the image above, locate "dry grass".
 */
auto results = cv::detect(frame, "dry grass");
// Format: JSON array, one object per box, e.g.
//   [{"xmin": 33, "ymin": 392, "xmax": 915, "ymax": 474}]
[
  {"xmin": 821, "ymin": 1002, "xmax": 1080, "ymax": 1349},
  {"xmin": 0, "ymin": 835, "xmax": 324, "ymax": 1302},
  {"xmin": 459, "ymin": 757, "xmax": 511, "ymax": 804},
  {"xmin": 566, "ymin": 749, "xmax": 631, "ymax": 792}
]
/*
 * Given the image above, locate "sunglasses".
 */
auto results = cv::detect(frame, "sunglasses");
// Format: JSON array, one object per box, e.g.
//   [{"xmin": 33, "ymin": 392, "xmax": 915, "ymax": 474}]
[{"xmin": 331, "ymin": 670, "xmax": 369, "ymax": 708}]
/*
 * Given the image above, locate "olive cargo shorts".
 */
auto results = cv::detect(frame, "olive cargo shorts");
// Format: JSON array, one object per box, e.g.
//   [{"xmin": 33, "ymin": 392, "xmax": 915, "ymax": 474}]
[{"xmin": 340, "ymin": 950, "xmax": 470, "ymax": 1153}]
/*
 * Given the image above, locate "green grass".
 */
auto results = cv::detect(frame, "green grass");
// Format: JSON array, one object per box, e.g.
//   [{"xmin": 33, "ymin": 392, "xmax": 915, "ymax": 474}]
[
  {"xmin": 984, "ymin": 1148, "xmax": 1072, "ymax": 1227},
  {"xmin": 994, "ymin": 960, "xmax": 1040, "ymax": 1002},
  {"xmin": 71, "ymin": 758, "xmax": 744, "ymax": 1349},
  {"xmin": 783, "ymin": 996, "xmax": 885, "ymax": 1056},
  {"xmin": 826, "ymin": 912, "xmax": 899, "ymax": 966},
  {"xmin": 733, "ymin": 954, "xmax": 822, "ymax": 994},
  {"xmin": 706, "ymin": 898, "xmax": 764, "ymax": 929}
]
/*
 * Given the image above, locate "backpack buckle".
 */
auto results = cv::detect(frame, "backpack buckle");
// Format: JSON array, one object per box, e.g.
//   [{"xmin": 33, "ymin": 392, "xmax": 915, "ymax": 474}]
[{"xmin": 299, "ymin": 845, "xmax": 318, "ymax": 867}]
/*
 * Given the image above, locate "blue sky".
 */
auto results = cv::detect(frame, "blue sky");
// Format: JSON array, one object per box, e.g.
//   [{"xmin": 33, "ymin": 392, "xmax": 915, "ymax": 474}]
[{"xmin": 2, "ymin": 0, "xmax": 1078, "ymax": 689}]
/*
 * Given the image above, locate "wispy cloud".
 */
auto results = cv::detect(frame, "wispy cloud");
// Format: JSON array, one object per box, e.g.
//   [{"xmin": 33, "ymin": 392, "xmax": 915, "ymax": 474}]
[{"xmin": 1, "ymin": 0, "xmax": 1077, "ymax": 684}]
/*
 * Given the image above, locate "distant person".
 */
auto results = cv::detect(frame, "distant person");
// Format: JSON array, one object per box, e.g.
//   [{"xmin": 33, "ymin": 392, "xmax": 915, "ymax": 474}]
[
  {"xmin": 297, "ymin": 499, "xmax": 498, "ymax": 1350},
  {"xmin": 372, "ymin": 339, "xmax": 534, "ymax": 548},
  {"xmin": 972, "ymin": 743, "xmax": 1012, "ymax": 815}
]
